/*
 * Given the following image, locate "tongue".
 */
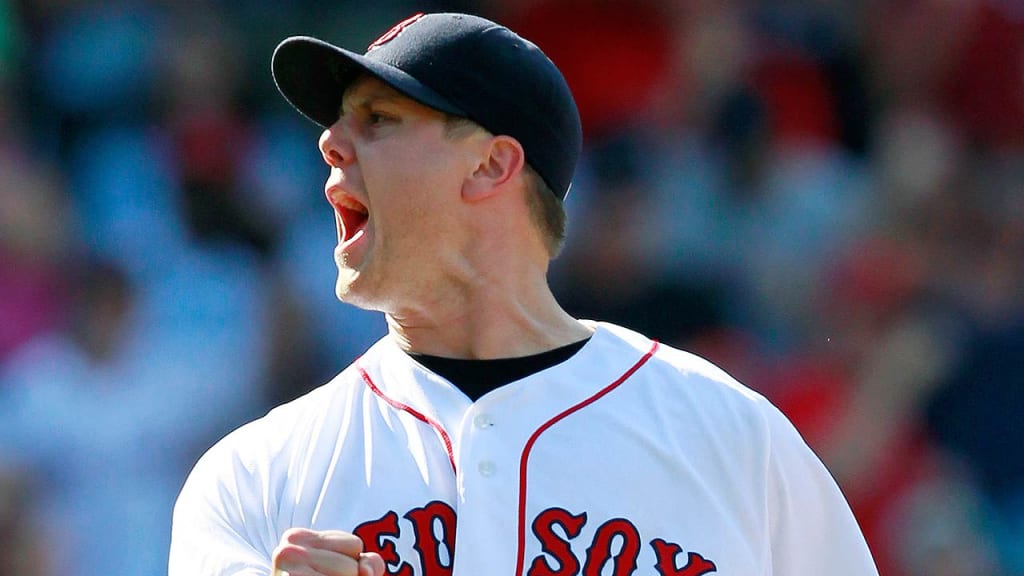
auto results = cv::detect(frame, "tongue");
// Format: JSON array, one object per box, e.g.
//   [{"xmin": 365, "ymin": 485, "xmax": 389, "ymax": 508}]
[
  {"xmin": 346, "ymin": 228, "xmax": 366, "ymax": 244},
  {"xmin": 340, "ymin": 207, "xmax": 367, "ymax": 242}
]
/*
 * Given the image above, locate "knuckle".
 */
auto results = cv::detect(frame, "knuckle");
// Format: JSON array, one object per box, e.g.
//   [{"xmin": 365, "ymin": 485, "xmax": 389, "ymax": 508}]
[
  {"xmin": 282, "ymin": 527, "xmax": 312, "ymax": 545},
  {"xmin": 272, "ymin": 542, "xmax": 309, "ymax": 566}
]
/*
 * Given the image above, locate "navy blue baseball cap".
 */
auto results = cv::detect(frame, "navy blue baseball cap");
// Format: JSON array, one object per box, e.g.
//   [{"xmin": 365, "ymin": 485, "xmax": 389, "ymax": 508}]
[{"xmin": 272, "ymin": 12, "xmax": 582, "ymax": 200}]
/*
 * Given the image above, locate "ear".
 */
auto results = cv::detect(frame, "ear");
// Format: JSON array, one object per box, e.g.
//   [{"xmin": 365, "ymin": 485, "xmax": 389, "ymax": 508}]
[{"xmin": 461, "ymin": 136, "xmax": 525, "ymax": 202}]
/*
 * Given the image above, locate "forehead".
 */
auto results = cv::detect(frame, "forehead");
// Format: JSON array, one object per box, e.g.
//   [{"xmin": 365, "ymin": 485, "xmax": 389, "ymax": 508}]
[{"xmin": 342, "ymin": 75, "xmax": 420, "ymax": 110}]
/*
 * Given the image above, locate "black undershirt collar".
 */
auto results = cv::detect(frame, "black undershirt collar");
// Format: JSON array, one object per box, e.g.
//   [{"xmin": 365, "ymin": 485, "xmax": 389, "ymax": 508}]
[{"xmin": 410, "ymin": 337, "xmax": 591, "ymax": 401}]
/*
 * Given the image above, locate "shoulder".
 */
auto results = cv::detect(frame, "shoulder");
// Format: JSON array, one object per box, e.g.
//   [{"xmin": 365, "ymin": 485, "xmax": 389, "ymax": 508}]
[
  {"xmin": 595, "ymin": 321, "xmax": 789, "ymax": 440},
  {"xmin": 184, "ymin": 364, "xmax": 362, "ymax": 488},
  {"xmin": 170, "ymin": 364, "xmax": 369, "ymax": 570},
  {"xmin": 177, "ymin": 334, "xmax": 414, "ymax": 495},
  {"xmin": 173, "ymin": 360, "xmax": 371, "ymax": 518},
  {"xmin": 597, "ymin": 321, "xmax": 766, "ymax": 404}
]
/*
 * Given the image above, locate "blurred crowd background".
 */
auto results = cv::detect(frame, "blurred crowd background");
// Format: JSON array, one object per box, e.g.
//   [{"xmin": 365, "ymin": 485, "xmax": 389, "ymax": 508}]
[{"xmin": 0, "ymin": 0, "xmax": 1021, "ymax": 574}]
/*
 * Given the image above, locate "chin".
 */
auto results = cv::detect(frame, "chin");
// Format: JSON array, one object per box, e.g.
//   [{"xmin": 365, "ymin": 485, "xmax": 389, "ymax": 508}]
[
  {"xmin": 334, "ymin": 267, "xmax": 359, "ymax": 300},
  {"xmin": 334, "ymin": 269, "xmax": 379, "ymax": 310}
]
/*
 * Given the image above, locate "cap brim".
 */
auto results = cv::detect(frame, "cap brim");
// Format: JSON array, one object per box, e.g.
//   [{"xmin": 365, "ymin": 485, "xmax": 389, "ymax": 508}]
[{"xmin": 272, "ymin": 36, "xmax": 465, "ymax": 128}]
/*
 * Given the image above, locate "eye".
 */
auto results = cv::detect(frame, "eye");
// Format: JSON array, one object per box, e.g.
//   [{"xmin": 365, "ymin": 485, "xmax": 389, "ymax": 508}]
[{"xmin": 367, "ymin": 111, "xmax": 393, "ymax": 125}]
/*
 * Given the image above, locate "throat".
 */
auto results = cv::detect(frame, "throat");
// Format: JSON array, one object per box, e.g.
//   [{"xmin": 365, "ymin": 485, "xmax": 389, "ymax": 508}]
[{"xmin": 409, "ymin": 337, "xmax": 590, "ymax": 400}]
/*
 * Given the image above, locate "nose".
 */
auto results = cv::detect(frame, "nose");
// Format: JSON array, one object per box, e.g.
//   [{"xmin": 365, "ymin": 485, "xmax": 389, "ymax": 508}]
[{"xmin": 318, "ymin": 120, "xmax": 354, "ymax": 168}]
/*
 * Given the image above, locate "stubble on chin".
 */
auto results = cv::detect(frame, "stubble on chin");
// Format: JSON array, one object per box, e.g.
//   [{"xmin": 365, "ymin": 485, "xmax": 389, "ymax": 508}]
[
  {"xmin": 334, "ymin": 265, "xmax": 360, "ymax": 302},
  {"xmin": 334, "ymin": 266, "xmax": 386, "ymax": 313}
]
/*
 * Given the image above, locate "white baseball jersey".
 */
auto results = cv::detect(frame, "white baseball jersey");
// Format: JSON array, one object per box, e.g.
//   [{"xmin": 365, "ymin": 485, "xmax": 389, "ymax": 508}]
[{"xmin": 170, "ymin": 321, "xmax": 878, "ymax": 575}]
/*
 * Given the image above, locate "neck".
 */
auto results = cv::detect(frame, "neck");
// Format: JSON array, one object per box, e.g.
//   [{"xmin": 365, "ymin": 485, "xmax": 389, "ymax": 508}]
[
  {"xmin": 385, "ymin": 273, "xmax": 592, "ymax": 360},
  {"xmin": 380, "ymin": 183, "xmax": 591, "ymax": 358}
]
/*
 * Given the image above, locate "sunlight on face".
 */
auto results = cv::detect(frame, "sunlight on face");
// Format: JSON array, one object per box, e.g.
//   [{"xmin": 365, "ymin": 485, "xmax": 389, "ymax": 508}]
[{"xmin": 320, "ymin": 76, "xmax": 480, "ymax": 312}]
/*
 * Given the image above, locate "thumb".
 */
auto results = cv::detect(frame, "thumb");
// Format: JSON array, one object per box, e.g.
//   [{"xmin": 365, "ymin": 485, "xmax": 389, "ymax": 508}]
[{"xmin": 359, "ymin": 552, "xmax": 386, "ymax": 576}]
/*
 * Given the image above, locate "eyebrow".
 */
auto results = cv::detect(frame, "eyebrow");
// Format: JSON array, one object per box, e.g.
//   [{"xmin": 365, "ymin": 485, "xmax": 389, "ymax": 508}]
[{"xmin": 339, "ymin": 89, "xmax": 405, "ymax": 117}]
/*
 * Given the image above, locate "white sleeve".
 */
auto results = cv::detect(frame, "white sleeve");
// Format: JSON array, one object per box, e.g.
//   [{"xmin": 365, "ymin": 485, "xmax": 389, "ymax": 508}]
[
  {"xmin": 761, "ymin": 398, "xmax": 879, "ymax": 575},
  {"xmin": 169, "ymin": 428, "xmax": 278, "ymax": 576}
]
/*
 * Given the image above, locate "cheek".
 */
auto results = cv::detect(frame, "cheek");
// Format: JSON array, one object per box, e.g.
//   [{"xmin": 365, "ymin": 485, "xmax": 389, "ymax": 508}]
[
  {"xmin": 363, "ymin": 143, "xmax": 445, "ymax": 195},
  {"xmin": 360, "ymin": 137, "xmax": 468, "ymax": 240},
  {"xmin": 373, "ymin": 189, "xmax": 460, "ymax": 260},
  {"xmin": 370, "ymin": 154, "xmax": 461, "ymax": 211},
  {"xmin": 365, "ymin": 178, "xmax": 429, "ymax": 245}
]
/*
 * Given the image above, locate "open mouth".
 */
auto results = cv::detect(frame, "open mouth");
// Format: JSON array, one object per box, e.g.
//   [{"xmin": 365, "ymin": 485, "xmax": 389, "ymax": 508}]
[{"xmin": 335, "ymin": 196, "xmax": 369, "ymax": 245}]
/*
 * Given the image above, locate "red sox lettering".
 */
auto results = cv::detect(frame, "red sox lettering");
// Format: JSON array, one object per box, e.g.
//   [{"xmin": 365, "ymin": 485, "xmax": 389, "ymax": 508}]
[
  {"xmin": 355, "ymin": 503, "xmax": 717, "ymax": 576},
  {"xmin": 354, "ymin": 501, "xmax": 457, "ymax": 576},
  {"xmin": 366, "ymin": 12, "xmax": 426, "ymax": 52},
  {"xmin": 530, "ymin": 508, "xmax": 717, "ymax": 576}
]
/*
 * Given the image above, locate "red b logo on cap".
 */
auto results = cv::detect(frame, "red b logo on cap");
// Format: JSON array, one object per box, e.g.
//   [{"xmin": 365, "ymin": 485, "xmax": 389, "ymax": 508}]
[{"xmin": 367, "ymin": 12, "xmax": 425, "ymax": 51}]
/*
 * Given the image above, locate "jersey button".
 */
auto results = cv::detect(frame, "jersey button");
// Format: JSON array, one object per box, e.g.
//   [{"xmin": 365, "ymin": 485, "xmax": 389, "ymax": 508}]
[
  {"xmin": 478, "ymin": 461, "xmax": 496, "ymax": 477},
  {"xmin": 474, "ymin": 414, "xmax": 494, "ymax": 429}
]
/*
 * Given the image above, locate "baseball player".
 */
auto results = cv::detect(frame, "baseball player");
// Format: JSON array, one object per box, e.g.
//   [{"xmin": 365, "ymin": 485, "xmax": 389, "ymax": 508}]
[{"xmin": 169, "ymin": 12, "xmax": 878, "ymax": 576}]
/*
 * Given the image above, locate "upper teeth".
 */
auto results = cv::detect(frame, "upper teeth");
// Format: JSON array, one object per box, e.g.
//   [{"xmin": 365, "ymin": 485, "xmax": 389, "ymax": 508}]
[{"xmin": 339, "ymin": 196, "xmax": 367, "ymax": 213}]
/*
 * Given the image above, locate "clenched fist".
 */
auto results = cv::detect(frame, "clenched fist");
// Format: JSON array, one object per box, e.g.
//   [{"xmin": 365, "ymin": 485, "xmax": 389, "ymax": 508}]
[{"xmin": 272, "ymin": 528, "xmax": 386, "ymax": 576}]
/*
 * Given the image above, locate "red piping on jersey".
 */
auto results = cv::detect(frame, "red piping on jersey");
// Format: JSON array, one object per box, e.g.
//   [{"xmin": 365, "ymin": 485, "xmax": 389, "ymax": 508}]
[
  {"xmin": 357, "ymin": 363, "xmax": 457, "ymax": 473},
  {"xmin": 514, "ymin": 340, "xmax": 660, "ymax": 575}
]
